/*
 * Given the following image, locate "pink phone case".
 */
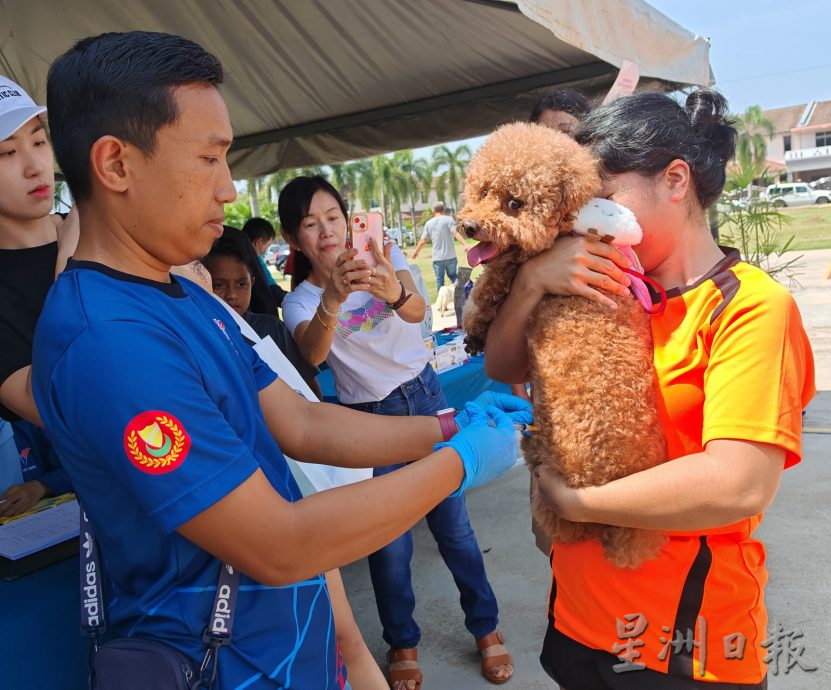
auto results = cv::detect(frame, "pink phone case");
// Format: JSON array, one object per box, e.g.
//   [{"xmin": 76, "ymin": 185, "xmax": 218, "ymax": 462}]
[{"xmin": 350, "ymin": 212, "xmax": 384, "ymax": 268}]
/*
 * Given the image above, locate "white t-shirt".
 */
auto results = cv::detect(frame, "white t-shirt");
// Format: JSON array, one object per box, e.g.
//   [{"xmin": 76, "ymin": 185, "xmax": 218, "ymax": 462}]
[{"xmin": 282, "ymin": 245, "xmax": 429, "ymax": 404}]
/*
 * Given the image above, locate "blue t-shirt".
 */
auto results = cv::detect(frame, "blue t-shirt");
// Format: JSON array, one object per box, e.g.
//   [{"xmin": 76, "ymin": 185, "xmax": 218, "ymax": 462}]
[
  {"xmin": 33, "ymin": 261, "xmax": 343, "ymax": 689},
  {"xmin": 258, "ymin": 255, "xmax": 277, "ymax": 286},
  {"xmin": 11, "ymin": 419, "xmax": 73, "ymax": 496}
]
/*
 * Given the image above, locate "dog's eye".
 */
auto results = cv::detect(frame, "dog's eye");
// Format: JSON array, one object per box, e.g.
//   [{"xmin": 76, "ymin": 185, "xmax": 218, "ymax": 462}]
[
  {"xmin": 481, "ymin": 187, "xmax": 489, "ymax": 199},
  {"xmin": 508, "ymin": 198, "xmax": 523, "ymax": 211}
]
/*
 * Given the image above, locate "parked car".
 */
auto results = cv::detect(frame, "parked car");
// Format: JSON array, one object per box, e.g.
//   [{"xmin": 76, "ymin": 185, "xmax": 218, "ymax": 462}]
[
  {"xmin": 387, "ymin": 227, "xmax": 416, "ymax": 246},
  {"xmin": 264, "ymin": 242, "xmax": 291, "ymax": 272},
  {"xmin": 764, "ymin": 182, "xmax": 830, "ymax": 207},
  {"xmin": 810, "ymin": 176, "xmax": 831, "ymax": 192}
]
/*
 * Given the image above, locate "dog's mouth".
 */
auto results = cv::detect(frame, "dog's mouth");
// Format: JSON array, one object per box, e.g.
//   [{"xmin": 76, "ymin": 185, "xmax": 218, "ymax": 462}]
[{"xmin": 468, "ymin": 241, "xmax": 502, "ymax": 267}]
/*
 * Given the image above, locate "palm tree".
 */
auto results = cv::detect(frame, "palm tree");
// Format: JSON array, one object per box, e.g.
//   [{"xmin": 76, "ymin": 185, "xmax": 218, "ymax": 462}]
[
  {"xmin": 246, "ymin": 178, "xmax": 260, "ymax": 217},
  {"xmin": 352, "ymin": 159, "xmax": 377, "ymax": 212},
  {"xmin": 372, "ymin": 155, "xmax": 396, "ymax": 222},
  {"xmin": 53, "ymin": 180, "xmax": 72, "ymax": 212},
  {"xmin": 735, "ymin": 105, "xmax": 775, "ymax": 169},
  {"xmin": 264, "ymin": 170, "xmax": 294, "ymax": 204},
  {"xmin": 431, "ymin": 144, "xmax": 471, "ymax": 213},
  {"xmin": 331, "ymin": 162, "xmax": 363, "ymax": 213},
  {"xmin": 296, "ymin": 165, "xmax": 328, "ymax": 179},
  {"xmin": 433, "ymin": 173, "xmax": 448, "ymax": 210},
  {"xmin": 399, "ymin": 154, "xmax": 432, "ymax": 237}
]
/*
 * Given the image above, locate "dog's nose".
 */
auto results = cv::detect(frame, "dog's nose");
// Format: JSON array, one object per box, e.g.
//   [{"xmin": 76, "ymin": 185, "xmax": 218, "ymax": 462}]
[{"xmin": 461, "ymin": 219, "xmax": 480, "ymax": 239}]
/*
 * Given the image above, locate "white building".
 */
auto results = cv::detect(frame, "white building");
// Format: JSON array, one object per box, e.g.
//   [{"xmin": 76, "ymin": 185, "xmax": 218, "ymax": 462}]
[{"xmin": 765, "ymin": 100, "xmax": 831, "ymax": 182}]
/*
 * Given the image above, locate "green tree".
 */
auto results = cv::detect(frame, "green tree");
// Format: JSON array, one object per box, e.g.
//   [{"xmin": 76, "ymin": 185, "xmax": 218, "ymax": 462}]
[
  {"xmin": 331, "ymin": 162, "xmax": 360, "ymax": 212},
  {"xmin": 372, "ymin": 155, "xmax": 396, "ymax": 222},
  {"xmin": 246, "ymin": 178, "xmax": 260, "ymax": 217},
  {"xmin": 387, "ymin": 151, "xmax": 417, "ymax": 230},
  {"xmin": 352, "ymin": 159, "xmax": 377, "ymax": 212},
  {"xmin": 296, "ymin": 165, "xmax": 328, "ymax": 179},
  {"xmin": 735, "ymin": 105, "xmax": 775, "ymax": 169},
  {"xmin": 264, "ymin": 170, "xmax": 294, "ymax": 205},
  {"xmin": 431, "ymin": 143, "xmax": 471, "ymax": 213},
  {"xmin": 718, "ymin": 160, "xmax": 800, "ymax": 284},
  {"xmin": 53, "ymin": 180, "xmax": 72, "ymax": 212},
  {"xmin": 225, "ymin": 196, "xmax": 254, "ymax": 229},
  {"xmin": 399, "ymin": 154, "xmax": 432, "ymax": 239}
]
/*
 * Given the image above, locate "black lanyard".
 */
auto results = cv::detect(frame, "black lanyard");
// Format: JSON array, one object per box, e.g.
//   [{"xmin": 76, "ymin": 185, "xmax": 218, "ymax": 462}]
[{"xmin": 80, "ymin": 505, "xmax": 240, "ymax": 689}]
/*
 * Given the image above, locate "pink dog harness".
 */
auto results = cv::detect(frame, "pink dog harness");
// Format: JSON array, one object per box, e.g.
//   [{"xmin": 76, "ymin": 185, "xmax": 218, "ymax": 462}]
[{"xmin": 617, "ymin": 246, "xmax": 667, "ymax": 315}]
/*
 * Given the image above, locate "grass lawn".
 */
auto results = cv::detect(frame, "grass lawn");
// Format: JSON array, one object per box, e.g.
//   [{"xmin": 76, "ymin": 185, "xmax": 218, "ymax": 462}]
[{"xmin": 720, "ymin": 203, "xmax": 831, "ymax": 252}]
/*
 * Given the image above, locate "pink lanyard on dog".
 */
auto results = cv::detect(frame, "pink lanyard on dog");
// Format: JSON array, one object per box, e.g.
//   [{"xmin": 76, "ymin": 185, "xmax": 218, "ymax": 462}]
[{"xmin": 621, "ymin": 266, "xmax": 667, "ymax": 315}]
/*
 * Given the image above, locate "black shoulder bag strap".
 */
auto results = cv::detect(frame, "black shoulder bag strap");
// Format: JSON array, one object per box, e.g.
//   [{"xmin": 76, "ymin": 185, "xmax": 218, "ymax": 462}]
[{"xmin": 80, "ymin": 505, "xmax": 241, "ymax": 690}]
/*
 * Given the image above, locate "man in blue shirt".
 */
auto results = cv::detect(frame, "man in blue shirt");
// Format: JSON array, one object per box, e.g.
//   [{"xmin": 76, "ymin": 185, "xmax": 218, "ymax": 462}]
[{"xmin": 33, "ymin": 32, "xmax": 529, "ymax": 689}]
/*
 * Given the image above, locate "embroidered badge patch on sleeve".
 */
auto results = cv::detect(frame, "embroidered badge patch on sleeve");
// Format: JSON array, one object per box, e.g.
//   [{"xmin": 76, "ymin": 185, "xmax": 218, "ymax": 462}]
[{"xmin": 123, "ymin": 410, "xmax": 191, "ymax": 474}]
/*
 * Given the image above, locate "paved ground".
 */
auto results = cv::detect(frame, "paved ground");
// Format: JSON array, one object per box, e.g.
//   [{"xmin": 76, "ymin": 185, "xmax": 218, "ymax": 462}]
[{"xmin": 341, "ymin": 248, "xmax": 831, "ymax": 689}]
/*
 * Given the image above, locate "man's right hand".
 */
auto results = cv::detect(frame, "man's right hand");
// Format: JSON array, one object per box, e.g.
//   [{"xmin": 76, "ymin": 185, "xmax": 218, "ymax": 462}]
[{"xmin": 438, "ymin": 403, "xmax": 517, "ymax": 496}]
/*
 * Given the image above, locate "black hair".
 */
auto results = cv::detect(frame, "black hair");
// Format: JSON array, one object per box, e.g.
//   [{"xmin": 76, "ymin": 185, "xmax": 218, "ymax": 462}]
[
  {"xmin": 242, "ymin": 217, "xmax": 277, "ymax": 243},
  {"xmin": 278, "ymin": 175, "xmax": 349, "ymax": 288},
  {"xmin": 529, "ymin": 89, "xmax": 592, "ymax": 123},
  {"xmin": 574, "ymin": 90, "xmax": 737, "ymax": 210},
  {"xmin": 204, "ymin": 235, "xmax": 257, "ymax": 278},
  {"xmin": 46, "ymin": 31, "xmax": 223, "ymax": 202},
  {"xmin": 204, "ymin": 226, "xmax": 278, "ymax": 315}
]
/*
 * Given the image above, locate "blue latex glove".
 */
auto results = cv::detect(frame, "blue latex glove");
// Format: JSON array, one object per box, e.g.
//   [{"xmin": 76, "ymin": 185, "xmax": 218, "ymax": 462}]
[
  {"xmin": 455, "ymin": 391, "xmax": 533, "ymax": 429},
  {"xmin": 438, "ymin": 403, "xmax": 518, "ymax": 497}
]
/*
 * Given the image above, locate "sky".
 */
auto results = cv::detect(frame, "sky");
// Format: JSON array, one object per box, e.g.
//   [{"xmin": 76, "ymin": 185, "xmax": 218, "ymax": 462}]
[
  {"xmin": 647, "ymin": 0, "xmax": 831, "ymax": 113},
  {"xmin": 414, "ymin": 0, "xmax": 831, "ymax": 159}
]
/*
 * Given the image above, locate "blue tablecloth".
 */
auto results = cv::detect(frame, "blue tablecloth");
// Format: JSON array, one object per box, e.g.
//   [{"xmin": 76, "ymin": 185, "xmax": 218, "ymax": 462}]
[
  {"xmin": 317, "ymin": 353, "xmax": 510, "ymax": 410},
  {"xmin": 1, "ymin": 555, "xmax": 87, "ymax": 689}
]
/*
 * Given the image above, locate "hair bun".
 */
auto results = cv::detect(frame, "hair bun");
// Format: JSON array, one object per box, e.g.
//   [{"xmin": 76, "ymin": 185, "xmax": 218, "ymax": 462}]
[{"xmin": 685, "ymin": 89, "xmax": 737, "ymax": 165}]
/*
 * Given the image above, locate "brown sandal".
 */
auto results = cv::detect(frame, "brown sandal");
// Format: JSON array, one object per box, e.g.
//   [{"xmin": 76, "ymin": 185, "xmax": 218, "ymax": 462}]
[
  {"xmin": 477, "ymin": 631, "xmax": 514, "ymax": 685},
  {"xmin": 387, "ymin": 647, "xmax": 422, "ymax": 689}
]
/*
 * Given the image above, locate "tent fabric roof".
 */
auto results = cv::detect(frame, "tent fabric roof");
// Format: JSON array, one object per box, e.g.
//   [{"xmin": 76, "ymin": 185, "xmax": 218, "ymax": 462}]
[{"xmin": 0, "ymin": 0, "xmax": 712, "ymax": 178}]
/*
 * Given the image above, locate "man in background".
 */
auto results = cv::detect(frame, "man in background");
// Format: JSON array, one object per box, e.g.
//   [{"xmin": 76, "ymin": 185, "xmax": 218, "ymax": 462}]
[
  {"xmin": 241, "ymin": 216, "xmax": 287, "ymax": 307},
  {"xmin": 411, "ymin": 201, "xmax": 470, "ymax": 291}
]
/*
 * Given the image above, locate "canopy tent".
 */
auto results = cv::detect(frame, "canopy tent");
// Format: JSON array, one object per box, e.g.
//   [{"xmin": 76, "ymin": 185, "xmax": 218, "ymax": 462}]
[{"xmin": 0, "ymin": 0, "xmax": 712, "ymax": 178}]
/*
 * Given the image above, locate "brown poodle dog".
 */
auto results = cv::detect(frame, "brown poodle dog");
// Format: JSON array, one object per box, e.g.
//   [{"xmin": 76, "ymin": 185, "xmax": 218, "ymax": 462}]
[{"xmin": 461, "ymin": 122, "xmax": 666, "ymax": 568}]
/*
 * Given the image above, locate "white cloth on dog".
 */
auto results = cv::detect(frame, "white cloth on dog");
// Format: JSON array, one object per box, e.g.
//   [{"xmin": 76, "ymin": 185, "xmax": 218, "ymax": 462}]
[{"xmin": 282, "ymin": 244, "xmax": 429, "ymax": 404}]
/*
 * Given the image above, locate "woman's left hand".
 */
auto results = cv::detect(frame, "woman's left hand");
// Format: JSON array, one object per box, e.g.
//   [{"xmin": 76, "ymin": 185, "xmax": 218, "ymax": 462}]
[
  {"xmin": 365, "ymin": 237, "xmax": 401, "ymax": 303},
  {"xmin": 533, "ymin": 466, "xmax": 586, "ymax": 522}
]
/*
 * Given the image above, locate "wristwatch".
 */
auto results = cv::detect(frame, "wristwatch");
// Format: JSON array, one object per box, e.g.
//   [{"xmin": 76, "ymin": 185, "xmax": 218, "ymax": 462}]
[{"xmin": 435, "ymin": 407, "xmax": 458, "ymax": 442}]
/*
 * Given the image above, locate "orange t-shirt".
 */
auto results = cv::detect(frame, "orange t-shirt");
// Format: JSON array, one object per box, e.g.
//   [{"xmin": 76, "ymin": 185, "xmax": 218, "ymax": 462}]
[{"xmin": 549, "ymin": 249, "xmax": 816, "ymax": 684}]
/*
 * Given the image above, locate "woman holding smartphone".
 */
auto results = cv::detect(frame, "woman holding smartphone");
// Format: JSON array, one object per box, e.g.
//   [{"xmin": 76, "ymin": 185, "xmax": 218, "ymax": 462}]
[{"xmin": 280, "ymin": 175, "xmax": 517, "ymax": 689}]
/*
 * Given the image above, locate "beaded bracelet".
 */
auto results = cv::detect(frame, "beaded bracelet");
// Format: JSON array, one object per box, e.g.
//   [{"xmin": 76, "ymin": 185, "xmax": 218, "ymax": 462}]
[{"xmin": 318, "ymin": 294, "xmax": 340, "ymax": 318}]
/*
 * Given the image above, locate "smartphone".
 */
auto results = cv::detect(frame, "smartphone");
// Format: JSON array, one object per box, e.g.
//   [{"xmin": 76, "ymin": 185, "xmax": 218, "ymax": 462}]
[{"xmin": 349, "ymin": 212, "xmax": 384, "ymax": 269}]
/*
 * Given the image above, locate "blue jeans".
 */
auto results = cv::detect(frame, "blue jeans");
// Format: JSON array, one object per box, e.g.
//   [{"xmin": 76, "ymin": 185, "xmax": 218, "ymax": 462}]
[
  {"xmin": 433, "ymin": 258, "xmax": 458, "ymax": 290},
  {"xmin": 344, "ymin": 363, "xmax": 499, "ymax": 648}
]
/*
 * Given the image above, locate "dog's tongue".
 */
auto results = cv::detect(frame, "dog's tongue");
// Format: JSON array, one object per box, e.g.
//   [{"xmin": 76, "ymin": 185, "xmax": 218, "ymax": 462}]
[{"xmin": 468, "ymin": 241, "xmax": 501, "ymax": 267}]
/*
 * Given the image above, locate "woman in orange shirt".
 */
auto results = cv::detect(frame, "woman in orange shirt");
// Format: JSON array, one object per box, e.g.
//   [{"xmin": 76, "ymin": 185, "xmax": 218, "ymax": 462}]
[{"xmin": 485, "ymin": 89, "xmax": 815, "ymax": 689}]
